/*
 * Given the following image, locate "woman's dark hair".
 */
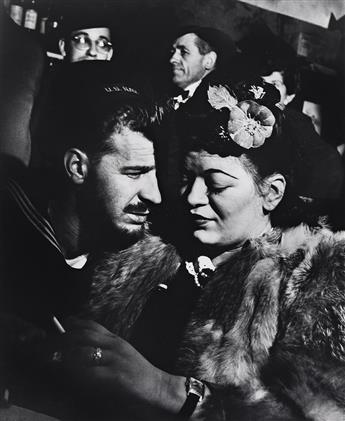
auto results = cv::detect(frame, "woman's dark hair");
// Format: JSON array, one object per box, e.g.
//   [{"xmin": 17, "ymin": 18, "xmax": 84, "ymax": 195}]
[
  {"xmin": 260, "ymin": 59, "xmax": 299, "ymax": 96},
  {"xmin": 176, "ymin": 102, "xmax": 321, "ymax": 228}
]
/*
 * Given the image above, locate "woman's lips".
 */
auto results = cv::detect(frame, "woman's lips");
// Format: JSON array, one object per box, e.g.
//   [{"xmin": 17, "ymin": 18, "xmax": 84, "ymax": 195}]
[
  {"xmin": 190, "ymin": 213, "xmax": 213, "ymax": 225},
  {"xmin": 190, "ymin": 211, "xmax": 212, "ymax": 219}
]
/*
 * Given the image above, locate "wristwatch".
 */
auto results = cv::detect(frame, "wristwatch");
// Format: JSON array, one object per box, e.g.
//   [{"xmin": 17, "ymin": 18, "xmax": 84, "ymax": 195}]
[{"xmin": 179, "ymin": 377, "xmax": 205, "ymax": 418}]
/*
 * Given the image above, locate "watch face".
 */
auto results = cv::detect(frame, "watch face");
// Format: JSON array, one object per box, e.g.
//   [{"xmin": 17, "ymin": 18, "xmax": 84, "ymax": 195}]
[{"xmin": 187, "ymin": 377, "xmax": 205, "ymax": 400}]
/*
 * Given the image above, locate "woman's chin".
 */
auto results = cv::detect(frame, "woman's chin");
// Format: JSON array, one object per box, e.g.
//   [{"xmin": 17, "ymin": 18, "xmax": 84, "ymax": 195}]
[{"xmin": 192, "ymin": 229, "xmax": 218, "ymax": 247}]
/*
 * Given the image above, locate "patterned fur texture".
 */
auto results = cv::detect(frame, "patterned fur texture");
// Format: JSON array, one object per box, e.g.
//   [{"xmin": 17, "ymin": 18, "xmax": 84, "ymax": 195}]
[
  {"xmin": 85, "ymin": 225, "xmax": 345, "ymax": 420},
  {"xmin": 85, "ymin": 233, "xmax": 181, "ymax": 339}
]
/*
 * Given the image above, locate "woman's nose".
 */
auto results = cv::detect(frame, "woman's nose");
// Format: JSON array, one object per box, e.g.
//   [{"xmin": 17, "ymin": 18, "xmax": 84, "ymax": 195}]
[{"xmin": 186, "ymin": 177, "xmax": 208, "ymax": 207}]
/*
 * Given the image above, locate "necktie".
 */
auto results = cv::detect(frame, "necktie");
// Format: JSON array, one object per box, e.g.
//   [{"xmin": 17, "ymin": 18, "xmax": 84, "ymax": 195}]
[
  {"xmin": 172, "ymin": 89, "xmax": 190, "ymax": 110},
  {"xmin": 172, "ymin": 87, "xmax": 189, "ymax": 99},
  {"xmin": 178, "ymin": 89, "xmax": 189, "ymax": 100}
]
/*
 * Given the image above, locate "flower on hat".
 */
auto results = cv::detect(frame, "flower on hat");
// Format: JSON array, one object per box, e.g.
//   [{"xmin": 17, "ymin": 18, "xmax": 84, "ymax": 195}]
[
  {"xmin": 228, "ymin": 100, "xmax": 275, "ymax": 148},
  {"xmin": 207, "ymin": 85, "xmax": 237, "ymax": 110},
  {"xmin": 208, "ymin": 85, "xmax": 275, "ymax": 149}
]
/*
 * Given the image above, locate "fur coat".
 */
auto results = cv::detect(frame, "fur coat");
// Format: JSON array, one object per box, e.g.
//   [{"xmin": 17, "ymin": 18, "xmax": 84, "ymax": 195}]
[{"xmin": 85, "ymin": 224, "xmax": 345, "ymax": 421}]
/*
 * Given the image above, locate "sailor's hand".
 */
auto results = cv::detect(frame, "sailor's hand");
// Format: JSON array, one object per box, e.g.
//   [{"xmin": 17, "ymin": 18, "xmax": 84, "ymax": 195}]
[{"xmin": 43, "ymin": 318, "xmax": 186, "ymax": 416}]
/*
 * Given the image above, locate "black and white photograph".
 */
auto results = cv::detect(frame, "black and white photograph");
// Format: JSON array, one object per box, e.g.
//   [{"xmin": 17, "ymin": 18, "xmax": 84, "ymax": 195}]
[{"xmin": 0, "ymin": 0, "xmax": 345, "ymax": 420}]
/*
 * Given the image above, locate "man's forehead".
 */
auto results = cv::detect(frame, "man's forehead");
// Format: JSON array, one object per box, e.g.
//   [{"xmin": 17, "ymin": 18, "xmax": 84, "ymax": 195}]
[
  {"xmin": 71, "ymin": 27, "xmax": 111, "ymax": 39},
  {"xmin": 173, "ymin": 33, "xmax": 198, "ymax": 47},
  {"xmin": 109, "ymin": 129, "xmax": 154, "ymax": 159}
]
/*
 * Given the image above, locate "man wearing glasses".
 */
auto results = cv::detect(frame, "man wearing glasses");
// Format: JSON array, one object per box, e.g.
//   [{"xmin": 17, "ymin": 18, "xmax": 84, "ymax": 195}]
[{"xmin": 58, "ymin": 17, "xmax": 113, "ymax": 63}]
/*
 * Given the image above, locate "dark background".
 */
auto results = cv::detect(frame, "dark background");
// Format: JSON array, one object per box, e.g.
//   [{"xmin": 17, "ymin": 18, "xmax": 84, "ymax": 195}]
[
  {"xmin": 46, "ymin": 0, "xmax": 345, "ymax": 146},
  {"xmin": 1, "ymin": 0, "xmax": 345, "ymax": 146}
]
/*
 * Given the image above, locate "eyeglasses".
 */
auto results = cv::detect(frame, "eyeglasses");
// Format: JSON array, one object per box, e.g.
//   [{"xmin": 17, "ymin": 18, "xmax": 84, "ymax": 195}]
[{"xmin": 71, "ymin": 34, "xmax": 113, "ymax": 54}]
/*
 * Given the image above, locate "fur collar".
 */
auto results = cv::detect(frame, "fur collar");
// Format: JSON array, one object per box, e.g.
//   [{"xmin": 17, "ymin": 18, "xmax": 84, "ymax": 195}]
[
  {"xmin": 84, "ymin": 234, "xmax": 181, "ymax": 339},
  {"xmin": 84, "ymin": 223, "xmax": 345, "ymax": 419},
  {"xmin": 84, "ymin": 223, "xmax": 330, "ymax": 342}
]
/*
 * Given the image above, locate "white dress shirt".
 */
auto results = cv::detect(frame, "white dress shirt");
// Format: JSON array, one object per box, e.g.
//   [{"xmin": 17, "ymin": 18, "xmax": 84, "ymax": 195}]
[{"xmin": 173, "ymin": 80, "xmax": 202, "ymax": 110}]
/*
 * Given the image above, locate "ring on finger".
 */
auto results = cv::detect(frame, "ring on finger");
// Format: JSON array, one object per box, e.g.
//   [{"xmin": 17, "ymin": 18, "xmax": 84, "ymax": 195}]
[
  {"xmin": 51, "ymin": 350, "xmax": 62, "ymax": 363},
  {"xmin": 91, "ymin": 347, "xmax": 103, "ymax": 364}
]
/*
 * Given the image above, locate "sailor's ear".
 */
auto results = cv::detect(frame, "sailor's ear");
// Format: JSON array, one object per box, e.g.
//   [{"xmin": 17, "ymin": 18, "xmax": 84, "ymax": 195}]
[{"xmin": 64, "ymin": 148, "xmax": 89, "ymax": 184}]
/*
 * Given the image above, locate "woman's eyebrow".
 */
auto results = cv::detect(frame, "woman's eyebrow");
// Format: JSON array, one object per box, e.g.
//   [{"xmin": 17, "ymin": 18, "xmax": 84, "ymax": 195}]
[{"xmin": 204, "ymin": 168, "xmax": 238, "ymax": 179}]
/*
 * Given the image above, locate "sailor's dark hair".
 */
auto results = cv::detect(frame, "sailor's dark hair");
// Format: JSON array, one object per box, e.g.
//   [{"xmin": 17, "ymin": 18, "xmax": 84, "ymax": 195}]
[{"xmin": 35, "ymin": 62, "xmax": 159, "ymax": 168}]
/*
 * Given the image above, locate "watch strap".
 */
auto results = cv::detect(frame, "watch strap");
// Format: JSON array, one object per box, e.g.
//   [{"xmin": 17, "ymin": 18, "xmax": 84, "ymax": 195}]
[{"xmin": 179, "ymin": 377, "xmax": 205, "ymax": 418}]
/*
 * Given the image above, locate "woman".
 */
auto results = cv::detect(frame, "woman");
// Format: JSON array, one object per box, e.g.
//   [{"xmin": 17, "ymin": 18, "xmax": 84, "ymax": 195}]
[{"xmin": 42, "ymin": 80, "xmax": 345, "ymax": 421}]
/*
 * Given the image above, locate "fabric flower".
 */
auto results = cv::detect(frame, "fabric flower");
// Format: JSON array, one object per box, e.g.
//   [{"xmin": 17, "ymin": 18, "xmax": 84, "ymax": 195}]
[
  {"xmin": 208, "ymin": 85, "xmax": 276, "ymax": 149},
  {"xmin": 248, "ymin": 85, "xmax": 266, "ymax": 100},
  {"xmin": 228, "ymin": 100, "xmax": 275, "ymax": 149},
  {"xmin": 207, "ymin": 85, "xmax": 237, "ymax": 110},
  {"xmin": 185, "ymin": 256, "xmax": 215, "ymax": 288}
]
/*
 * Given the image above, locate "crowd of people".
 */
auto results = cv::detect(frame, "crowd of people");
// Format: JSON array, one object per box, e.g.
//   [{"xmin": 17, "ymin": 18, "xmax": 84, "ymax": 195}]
[{"xmin": 1, "ymin": 4, "xmax": 345, "ymax": 421}]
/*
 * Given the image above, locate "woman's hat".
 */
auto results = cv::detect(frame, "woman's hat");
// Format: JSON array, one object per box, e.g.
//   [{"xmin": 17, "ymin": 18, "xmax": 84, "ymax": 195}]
[
  {"xmin": 177, "ymin": 78, "xmax": 344, "ymax": 201},
  {"xmin": 235, "ymin": 78, "xmax": 344, "ymax": 200}
]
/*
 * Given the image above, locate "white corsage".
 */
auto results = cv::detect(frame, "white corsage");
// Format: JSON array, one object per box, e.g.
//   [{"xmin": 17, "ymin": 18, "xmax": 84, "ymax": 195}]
[{"xmin": 185, "ymin": 256, "xmax": 215, "ymax": 288}]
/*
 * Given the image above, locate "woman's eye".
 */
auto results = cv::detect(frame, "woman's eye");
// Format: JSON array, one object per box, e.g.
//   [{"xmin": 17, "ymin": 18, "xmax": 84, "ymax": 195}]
[
  {"xmin": 206, "ymin": 175, "xmax": 232, "ymax": 193},
  {"xmin": 210, "ymin": 187, "xmax": 226, "ymax": 193},
  {"xmin": 208, "ymin": 183, "xmax": 228, "ymax": 193}
]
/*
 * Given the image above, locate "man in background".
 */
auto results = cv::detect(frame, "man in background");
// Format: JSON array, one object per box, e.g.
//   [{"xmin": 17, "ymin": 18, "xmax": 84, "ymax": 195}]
[
  {"xmin": 58, "ymin": 14, "xmax": 113, "ymax": 62},
  {"xmin": 168, "ymin": 25, "xmax": 236, "ymax": 110}
]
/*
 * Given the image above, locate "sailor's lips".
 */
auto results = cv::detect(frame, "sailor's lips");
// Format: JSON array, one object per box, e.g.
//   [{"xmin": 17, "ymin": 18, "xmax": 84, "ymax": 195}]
[{"xmin": 126, "ymin": 211, "xmax": 149, "ymax": 224}]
